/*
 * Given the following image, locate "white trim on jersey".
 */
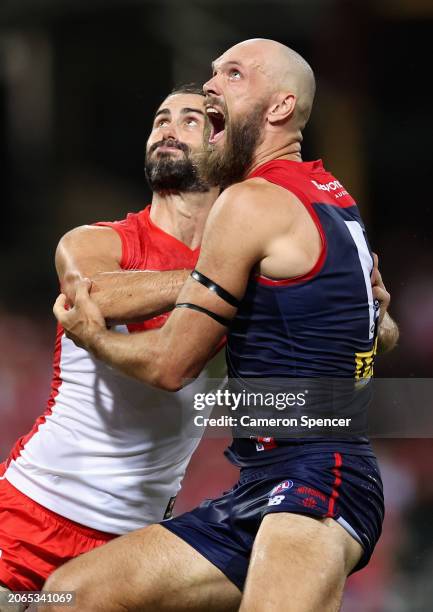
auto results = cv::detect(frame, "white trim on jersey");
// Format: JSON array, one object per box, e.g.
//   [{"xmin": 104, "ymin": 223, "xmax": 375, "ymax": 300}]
[{"xmin": 344, "ymin": 221, "xmax": 376, "ymax": 340}]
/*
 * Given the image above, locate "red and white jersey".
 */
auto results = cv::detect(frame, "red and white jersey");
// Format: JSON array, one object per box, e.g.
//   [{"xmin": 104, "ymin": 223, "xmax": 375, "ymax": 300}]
[{"xmin": 3, "ymin": 207, "xmax": 217, "ymax": 535}]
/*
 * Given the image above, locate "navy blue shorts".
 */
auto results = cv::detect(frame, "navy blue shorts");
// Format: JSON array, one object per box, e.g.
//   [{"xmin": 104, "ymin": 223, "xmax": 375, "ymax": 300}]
[{"xmin": 161, "ymin": 450, "xmax": 384, "ymax": 591}]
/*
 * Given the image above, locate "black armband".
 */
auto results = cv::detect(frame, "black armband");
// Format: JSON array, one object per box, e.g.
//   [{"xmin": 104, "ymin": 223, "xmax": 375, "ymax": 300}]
[
  {"xmin": 191, "ymin": 270, "xmax": 240, "ymax": 308},
  {"xmin": 175, "ymin": 303, "xmax": 231, "ymax": 327}
]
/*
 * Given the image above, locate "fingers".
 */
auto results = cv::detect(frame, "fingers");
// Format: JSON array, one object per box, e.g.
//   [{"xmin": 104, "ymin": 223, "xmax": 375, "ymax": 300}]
[
  {"xmin": 373, "ymin": 268, "xmax": 383, "ymax": 288},
  {"xmin": 74, "ymin": 278, "xmax": 92, "ymax": 302},
  {"xmin": 53, "ymin": 293, "xmax": 68, "ymax": 323},
  {"xmin": 52, "ymin": 279, "xmax": 92, "ymax": 328},
  {"xmin": 373, "ymin": 285, "xmax": 390, "ymax": 305},
  {"xmin": 371, "ymin": 254, "xmax": 386, "ymax": 290}
]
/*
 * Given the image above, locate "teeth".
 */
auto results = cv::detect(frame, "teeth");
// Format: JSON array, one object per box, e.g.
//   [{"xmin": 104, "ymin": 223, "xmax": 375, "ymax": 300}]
[{"xmin": 206, "ymin": 107, "xmax": 222, "ymax": 116}]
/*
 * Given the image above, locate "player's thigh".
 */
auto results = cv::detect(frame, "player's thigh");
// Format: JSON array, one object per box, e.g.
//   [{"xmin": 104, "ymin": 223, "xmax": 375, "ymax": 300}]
[
  {"xmin": 42, "ymin": 524, "xmax": 241, "ymax": 612},
  {"xmin": 241, "ymin": 513, "xmax": 363, "ymax": 612},
  {"xmin": 0, "ymin": 585, "xmax": 27, "ymax": 612}
]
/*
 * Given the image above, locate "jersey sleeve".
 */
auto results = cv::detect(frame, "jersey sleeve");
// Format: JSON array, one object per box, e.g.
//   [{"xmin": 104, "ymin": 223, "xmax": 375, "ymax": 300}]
[{"xmin": 94, "ymin": 212, "xmax": 144, "ymax": 270}]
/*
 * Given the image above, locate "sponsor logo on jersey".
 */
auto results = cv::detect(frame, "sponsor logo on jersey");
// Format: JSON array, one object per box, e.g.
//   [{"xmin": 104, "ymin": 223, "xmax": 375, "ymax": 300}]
[
  {"xmin": 270, "ymin": 480, "xmax": 293, "ymax": 497},
  {"xmin": 311, "ymin": 179, "xmax": 343, "ymax": 192},
  {"xmin": 311, "ymin": 179, "xmax": 349, "ymax": 199}
]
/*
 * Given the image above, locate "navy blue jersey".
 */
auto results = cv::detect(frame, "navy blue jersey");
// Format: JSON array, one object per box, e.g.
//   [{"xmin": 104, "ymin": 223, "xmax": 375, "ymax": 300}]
[{"xmin": 225, "ymin": 159, "xmax": 379, "ymax": 465}]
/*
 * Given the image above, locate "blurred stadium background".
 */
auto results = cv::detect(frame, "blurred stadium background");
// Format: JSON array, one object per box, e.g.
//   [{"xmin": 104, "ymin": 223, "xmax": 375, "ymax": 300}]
[{"xmin": 0, "ymin": 1, "xmax": 432, "ymax": 610}]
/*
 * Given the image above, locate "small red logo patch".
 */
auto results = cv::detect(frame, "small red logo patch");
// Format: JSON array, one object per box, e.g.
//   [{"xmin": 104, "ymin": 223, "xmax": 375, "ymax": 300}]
[
  {"xmin": 301, "ymin": 497, "xmax": 317, "ymax": 509},
  {"xmin": 296, "ymin": 486, "xmax": 326, "ymax": 502}
]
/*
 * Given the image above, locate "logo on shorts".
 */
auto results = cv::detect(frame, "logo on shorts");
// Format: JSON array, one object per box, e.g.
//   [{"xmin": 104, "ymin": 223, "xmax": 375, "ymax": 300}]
[
  {"xmin": 270, "ymin": 480, "xmax": 293, "ymax": 497},
  {"xmin": 301, "ymin": 497, "xmax": 318, "ymax": 509},
  {"xmin": 296, "ymin": 486, "xmax": 326, "ymax": 502}
]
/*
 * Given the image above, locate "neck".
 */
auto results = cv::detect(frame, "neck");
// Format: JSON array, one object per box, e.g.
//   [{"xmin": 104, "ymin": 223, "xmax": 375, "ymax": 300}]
[
  {"xmin": 248, "ymin": 129, "xmax": 303, "ymax": 175},
  {"xmin": 149, "ymin": 189, "xmax": 218, "ymax": 250}
]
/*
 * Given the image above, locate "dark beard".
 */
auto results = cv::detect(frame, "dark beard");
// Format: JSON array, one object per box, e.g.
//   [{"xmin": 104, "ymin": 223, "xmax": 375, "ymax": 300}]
[
  {"xmin": 199, "ymin": 105, "xmax": 266, "ymax": 189},
  {"xmin": 145, "ymin": 139, "xmax": 210, "ymax": 193}
]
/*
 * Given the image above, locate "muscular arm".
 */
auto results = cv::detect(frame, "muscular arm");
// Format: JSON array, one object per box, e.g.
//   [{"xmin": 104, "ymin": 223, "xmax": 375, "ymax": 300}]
[
  {"xmin": 54, "ymin": 181, "xmax": 274, "ymax": 389},
  {"xmin": 56, "ymin": 225, "xmax": 189, "ymax": 324},
  {"xmin": 88, "ymin": 269, "xmax": 189, "ymax": 324},
  {"xmin": 54, "ymin": 184, "xmax": 397, "ymax": 388}
]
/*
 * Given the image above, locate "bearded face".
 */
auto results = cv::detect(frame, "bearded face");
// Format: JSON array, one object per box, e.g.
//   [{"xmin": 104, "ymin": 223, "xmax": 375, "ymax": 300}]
[
  {"xmin": 199, "ymin": 99, "xmax": 267, "ymax": 189},
  {"xmin": 145, "ymin": 138, "xmax": 210, "ymax": 193}
]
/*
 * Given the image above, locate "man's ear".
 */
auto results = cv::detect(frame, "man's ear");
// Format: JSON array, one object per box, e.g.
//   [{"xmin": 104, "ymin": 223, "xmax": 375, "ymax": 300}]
[{"xmin": 267, "ymin": 92, "xmax": 296, "ymax": 125}]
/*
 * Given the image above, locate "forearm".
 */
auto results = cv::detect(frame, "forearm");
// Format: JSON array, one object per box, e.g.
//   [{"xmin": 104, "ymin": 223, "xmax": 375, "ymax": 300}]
[
  {"xmin": 377, "ymin": 312, "xmax": 399, "ymax": 354},
  {"xmin": 90, "ymin": 327, "xmax": 170, "ymax": 387},
  {"xmin": 89, "ymin": 312, "xmax": 212, "ymax": 391},
  {"xmin": 90, "ymin": 269, "xmax": 190, "ymax": 324}
]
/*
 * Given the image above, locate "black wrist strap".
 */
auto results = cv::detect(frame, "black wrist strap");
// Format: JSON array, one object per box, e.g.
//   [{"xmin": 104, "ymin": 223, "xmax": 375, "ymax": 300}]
[
  {"xmin": 176, "ymin": 303, "xmax": 231, "ymax": 327},
  {"xmin": 191, "ymin": 270, "xmax": 240, "ymax": 308}
]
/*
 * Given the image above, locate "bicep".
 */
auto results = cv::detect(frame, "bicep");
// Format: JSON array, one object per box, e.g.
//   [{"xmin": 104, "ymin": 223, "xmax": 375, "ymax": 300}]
[
  {"xmin": 156, "ymin": 187, "xmax": 271, "ymax": 380},
  {"xmin": 55, "ymin": 226, "xmax": 123, "ymax": 300},
  {"xmin": 189, "ymin": 186, "xmax": 268, "ymax": 301}
]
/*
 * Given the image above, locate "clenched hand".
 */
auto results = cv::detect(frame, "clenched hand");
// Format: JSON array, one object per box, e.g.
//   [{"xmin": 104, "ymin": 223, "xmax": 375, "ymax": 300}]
[{"xmin": 53, "ymin": 279, "xmax": 107, "ymax": 351}]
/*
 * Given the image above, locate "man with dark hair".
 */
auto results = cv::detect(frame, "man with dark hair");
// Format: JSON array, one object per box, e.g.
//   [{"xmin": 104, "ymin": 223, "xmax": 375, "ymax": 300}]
[
  {"xmin": 49, "ymin": 39, "xmax": 398, "ymax": 612},
  {"xmin": 0, "ymin": 87, "xmax": 221, "ymax": 609}
]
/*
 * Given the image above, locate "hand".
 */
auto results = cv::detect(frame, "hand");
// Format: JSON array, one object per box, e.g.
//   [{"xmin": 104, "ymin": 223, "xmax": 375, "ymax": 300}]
[
  {"xmin": 371, "ymin": 253, "xmax": 390, "ymax": 325},
  {"xmin": 53, "ymin": 279, "xmax": 107, "ymax": 351}
]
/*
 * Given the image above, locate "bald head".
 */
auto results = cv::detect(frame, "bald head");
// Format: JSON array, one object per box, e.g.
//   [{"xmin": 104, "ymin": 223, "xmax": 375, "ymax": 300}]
[{"xmin": 218, "ymin": 38, "xmax": 316, "ymax": 130}]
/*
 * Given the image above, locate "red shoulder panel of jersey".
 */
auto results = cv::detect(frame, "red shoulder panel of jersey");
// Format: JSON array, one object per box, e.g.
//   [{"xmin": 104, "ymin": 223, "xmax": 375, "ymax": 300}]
[
  {"xmin": 96, "ymin": 206, "xmax": 201, "ymax": 333},
  {"xmin": 95, "ymin": 206, "xmax": 200, "ymax": 272},
  {"xmin": 94, "ymin": 210, "xmax": 145, "ymax": 269},
  {"xmin": 248, "ymin": 159, "xmax": 357, "ymax": 209},
  {"xmin": 248, "ymin": 160, "xmax": 332, "ymax": 286}
]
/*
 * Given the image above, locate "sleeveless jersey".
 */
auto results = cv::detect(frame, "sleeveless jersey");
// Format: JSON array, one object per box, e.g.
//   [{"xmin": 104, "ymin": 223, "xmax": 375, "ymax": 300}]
[
  {"xmin": 4, "ymin": 206, "xmax": 215, "ymax": 534},
  {"xmin": 225, "ymin": 160, "xmax": 378, "ymax": 464}
]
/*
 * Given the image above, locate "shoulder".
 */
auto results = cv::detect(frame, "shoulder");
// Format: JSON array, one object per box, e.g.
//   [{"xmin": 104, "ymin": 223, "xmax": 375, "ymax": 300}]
[
  {"xmin": 58, "ymin": 224, "xmax": 121, "ymax": 249},
  {"xmin": 209, "ymin": 177, "xmax": 300, "ymax": 229},
  {"xmin": 57, "ymin": 208, "xmax": 150, "ymax": 248},
  {"xmin": 217, "ymin": 177, "xmax": 276, "ymax": 205}
]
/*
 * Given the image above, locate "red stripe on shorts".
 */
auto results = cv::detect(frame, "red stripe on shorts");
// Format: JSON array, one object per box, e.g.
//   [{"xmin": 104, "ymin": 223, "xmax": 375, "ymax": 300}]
[{"xmin": 326, "ymin": 452, "xmax": 343, "ymax": 517}]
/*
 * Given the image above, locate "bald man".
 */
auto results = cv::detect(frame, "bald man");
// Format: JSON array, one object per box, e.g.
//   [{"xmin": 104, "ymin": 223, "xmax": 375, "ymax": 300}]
[{"xmin": 46, "ymin": 39, "xmax": 398, "ymax": 612}]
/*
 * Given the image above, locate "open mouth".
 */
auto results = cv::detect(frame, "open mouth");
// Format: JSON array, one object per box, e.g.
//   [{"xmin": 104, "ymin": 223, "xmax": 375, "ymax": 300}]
[{"xmin": 206, "ymin": 106, "xmax": 226, "ymax": 144}]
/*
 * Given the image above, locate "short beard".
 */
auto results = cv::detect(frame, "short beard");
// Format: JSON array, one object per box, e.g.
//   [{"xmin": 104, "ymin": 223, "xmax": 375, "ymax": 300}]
[
  {"xmin": 199, "ymin": 104, "xmax": 266, "ymax": 189},
  {"xmin": 145, "ymin": 140, "xmax": 210, "ymax": 194}
]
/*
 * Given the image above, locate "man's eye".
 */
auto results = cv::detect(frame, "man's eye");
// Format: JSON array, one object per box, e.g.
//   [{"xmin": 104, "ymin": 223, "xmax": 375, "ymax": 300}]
[
  {"xmin": 229, "ymin": 69, "xmax": 241, "ymax": 80},
  {"xmin": 185, "ymin": 118, "xmax": 198, "ymax": 127},
  {"xmin": 157, "ymin": 119, "xmax": 169, "ymax": 128}
]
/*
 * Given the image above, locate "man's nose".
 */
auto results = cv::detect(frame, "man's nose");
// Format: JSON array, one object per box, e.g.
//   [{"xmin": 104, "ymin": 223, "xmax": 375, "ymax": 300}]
[
  {"xmin": 160, "ymin": 123, "xmax": 178, "ymax": 140},
  {"xmin": 203, "ymin": 74, "xmax": 220, "ymax": 97}
]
